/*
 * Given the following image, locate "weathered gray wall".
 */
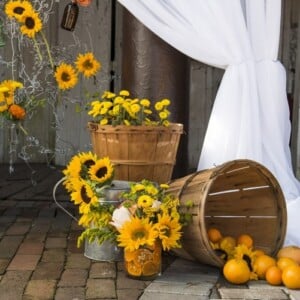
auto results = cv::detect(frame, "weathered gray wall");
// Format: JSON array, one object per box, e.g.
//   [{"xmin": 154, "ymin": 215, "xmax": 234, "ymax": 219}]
[{"xmin": 1, "ymin": 0, "xmax": 300, "ymax": 180}]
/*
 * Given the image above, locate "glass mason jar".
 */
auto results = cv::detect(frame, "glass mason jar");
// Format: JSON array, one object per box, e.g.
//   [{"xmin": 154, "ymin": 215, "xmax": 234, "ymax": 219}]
[{"xmin": 124, "ymin": 240, "xmax": 162, "ymax": 280}]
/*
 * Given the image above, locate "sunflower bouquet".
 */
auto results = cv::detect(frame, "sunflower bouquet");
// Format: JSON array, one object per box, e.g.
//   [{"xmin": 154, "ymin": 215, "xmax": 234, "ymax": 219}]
[
  {"xmin": 62, "ymin": 151, "xmax": 118, "ymax": 246},
  {"xmin": 87, "ymin": 89, "xmax": 172, "ymax": 126}
]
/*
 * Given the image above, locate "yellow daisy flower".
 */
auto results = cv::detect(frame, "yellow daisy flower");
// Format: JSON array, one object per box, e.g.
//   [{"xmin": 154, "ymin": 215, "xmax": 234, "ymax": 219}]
[
  {"xmin": 119, "ymin": 90, "xmax": 130, "ymax": 97},
  {"xmin": 137, "ymin": 195, "xmax": 154, "ymax": 208},
  {"xmin": 20, "ymin": 10, "xmax": 43, "ymax": 39},
  {"xmin": 5, "ymin": 0, "xmax": 34, "ymax": 21},
  {"xmin": 117, "ymin": 217, "xmax": 157, "ymax": 251},
  {"xmin": 54, "ymin": 63, "xmax": 78, "ymax": 90},
  {"xmin": 75, "ymin": 52, "xmax": 101, "ymax": 78}
]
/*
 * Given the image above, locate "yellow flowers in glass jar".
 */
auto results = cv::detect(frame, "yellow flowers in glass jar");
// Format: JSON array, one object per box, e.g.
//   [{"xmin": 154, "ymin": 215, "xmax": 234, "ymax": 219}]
[{"xmin": 88, "ymin": 89, "xmax": 172, "ymax": 126}]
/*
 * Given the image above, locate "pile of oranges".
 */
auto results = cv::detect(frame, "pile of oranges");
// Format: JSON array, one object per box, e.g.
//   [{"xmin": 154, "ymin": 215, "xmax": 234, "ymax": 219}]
[{"xmin": 207, "ymin": 227, "xmax": 300, "ymax": 289}]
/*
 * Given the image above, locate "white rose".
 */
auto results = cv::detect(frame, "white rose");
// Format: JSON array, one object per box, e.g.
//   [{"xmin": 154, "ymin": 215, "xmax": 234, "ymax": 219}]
[{"xmin": 110, "ymin": 206, "xmax": 131, "ymax": 230}]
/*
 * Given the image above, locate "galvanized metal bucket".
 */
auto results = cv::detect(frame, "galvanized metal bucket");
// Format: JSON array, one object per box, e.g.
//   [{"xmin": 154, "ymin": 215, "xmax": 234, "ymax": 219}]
[{"xmin": 53, "ymin": 179, "xmax": 131, "ymax": 261}]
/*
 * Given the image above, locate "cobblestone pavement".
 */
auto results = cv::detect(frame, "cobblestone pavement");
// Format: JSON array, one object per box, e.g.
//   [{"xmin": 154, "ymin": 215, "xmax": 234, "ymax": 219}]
[{"xmin": 1, "ymin": 164, "xmax": 300, "ymax": 299}]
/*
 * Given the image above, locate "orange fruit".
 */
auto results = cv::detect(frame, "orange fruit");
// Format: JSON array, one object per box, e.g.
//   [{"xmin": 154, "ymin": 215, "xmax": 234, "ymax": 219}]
[
  {"xmin": 252, "ymin": 254, "xmax": 276, "ymax": 279},
  {"xmin": 277, "ymin": 257, "xmax": 298, "ymax": 271},
  {"xmin": 253, "ymin": 249, "xmax": 265, "ymax": 257},
  {"xmin": 207, "ymin": 228, "xmax": 222, "ymax": 243},
  {"xmin": 223, "ymin": 258, "xmax": 251, "ymax": 284},
  {"xmin": 282, "ymin": 264, "xmax": 300, "ymax": 289},
  {"xmin": 237, "ymin": 234, "xmax": 253, "ymax": 248},
  {"xmin": 265, "ymin": 265, "xmax": 282, "ymax": 286}
]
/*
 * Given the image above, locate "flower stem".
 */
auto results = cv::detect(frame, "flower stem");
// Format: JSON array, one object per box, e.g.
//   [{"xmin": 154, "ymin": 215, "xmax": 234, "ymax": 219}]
[
  {"xmin": 33, "ymin": 38, "xmax": 43, "ymax": 62},
  {"xmin": 40, "ymin": 31, "xmax": 54, "ymax": 69}
]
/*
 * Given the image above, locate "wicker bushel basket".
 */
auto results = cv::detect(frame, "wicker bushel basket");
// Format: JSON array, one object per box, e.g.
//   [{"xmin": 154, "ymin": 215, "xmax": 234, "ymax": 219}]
[
  {"xmin": 168, "ymin": 159, "xmax": 287, "ymax": 268},
  {"xmin": 88, "ymin": 122, "xmax": 183, "ymax": 183}
]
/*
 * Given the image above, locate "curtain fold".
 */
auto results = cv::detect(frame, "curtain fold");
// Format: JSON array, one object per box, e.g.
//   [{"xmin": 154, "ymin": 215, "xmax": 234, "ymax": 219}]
[{"xmin": 117, "ymin": 0, "xmax": 300, "ymax": 245}]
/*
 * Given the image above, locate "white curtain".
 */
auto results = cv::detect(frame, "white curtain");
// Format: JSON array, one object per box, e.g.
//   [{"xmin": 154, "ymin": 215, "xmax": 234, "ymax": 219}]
[{"xmin": 117, "ymin": 0, "xmax": 300, "ymax": 245}]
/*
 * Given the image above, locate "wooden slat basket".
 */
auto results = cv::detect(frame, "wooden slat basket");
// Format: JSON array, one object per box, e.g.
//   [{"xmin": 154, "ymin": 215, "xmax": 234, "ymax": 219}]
[
  {"xmin": 88, "ymin": 122, "xmax": 183, "ymax": 183},
  {"xmin": 168, "ymin": 159, "xmax": 287, "ymax": 267}
]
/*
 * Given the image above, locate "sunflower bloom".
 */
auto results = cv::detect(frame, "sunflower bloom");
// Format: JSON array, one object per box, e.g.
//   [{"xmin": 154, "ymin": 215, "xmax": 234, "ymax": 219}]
[
  {"xmin": 20, "ymin": 10, "xmax": 43, "ymax": 38},
  {"xmin": 54, "ymin": 63, "xmax": 78, "ymax": 90},
  {"xmin": 153, "ymin": 214, "xmax": 182, "ymax": 251},
  {"xmin": 117, "ymin": 217, "xmax": 157, "ymax": 251},
  {"xmin": 5, "ymin": 0, "xmax": 34, "ymax": 21},
  {"xmin": 75, "ymin": 52, "xmax": 101, "ymax": 78},
  {"xmin": 88, "ymin": 156, "xmax": 114, "ymax": 184}
]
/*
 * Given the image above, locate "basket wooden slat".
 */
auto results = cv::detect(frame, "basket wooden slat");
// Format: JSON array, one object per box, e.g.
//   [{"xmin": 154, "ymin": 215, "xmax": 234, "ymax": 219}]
[
  {"xmin": 169, "ymin": 159, "xmax": 287, "ymax": 267},
  {"xmin": 88, "ymin": 122, "xmax": 183, "ymax": 183}
]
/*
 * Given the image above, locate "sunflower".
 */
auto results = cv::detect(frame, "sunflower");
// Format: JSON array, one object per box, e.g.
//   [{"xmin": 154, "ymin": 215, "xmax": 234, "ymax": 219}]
[
  {"xmin": 75, "ymin": 52, "xmax": 101, "ymax": 78},
  {"xmin": 62, "ymin": 154, "xmax": 82, "ymax": 182},
  {"xmin": 54, "ymin": 63, "xmax": 78, "ymax": 90},
  {"xmin": 0, "ymin": 80, "xmax": 23, "ymax": 105},
  {"xmin": 20, "ymin": 10, "xmax": 43, "ymax": 39},
  {"xmin": 77, "ymin": 151, "xmax": 97, "ymax": 173},
  {"xmin": 8, "ymin": 104, "xmax": 26, "ymax": 120},
  {"xmin": 5, "ymin": 0, "xmax": 34, "ymax": 21},
  {"xmin": 153, "ymin": 214, "xmax": 182, "ymax": 251},
  {"xmin": 117, "ymin": 217, "xmax": 157, "ymax": 251},
  {"xmin": 70, "ymin": 179, "xmax": 98, "ymax": 214},
  {"xmin": 88, "ymin": 156, "xmax": 114, "ymax": 184}
]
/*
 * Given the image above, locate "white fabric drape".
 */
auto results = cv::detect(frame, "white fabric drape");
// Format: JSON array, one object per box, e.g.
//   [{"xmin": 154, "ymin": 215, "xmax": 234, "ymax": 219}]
[{"xmin": 117, "ymin": 0, "xmax": 300, "ymax": 245}]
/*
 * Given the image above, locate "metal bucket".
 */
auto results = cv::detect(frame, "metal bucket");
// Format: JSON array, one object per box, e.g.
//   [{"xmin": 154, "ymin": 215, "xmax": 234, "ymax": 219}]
[{"xmin": 53, "ymin": 179, "xmax": 131, "ymax": 261}]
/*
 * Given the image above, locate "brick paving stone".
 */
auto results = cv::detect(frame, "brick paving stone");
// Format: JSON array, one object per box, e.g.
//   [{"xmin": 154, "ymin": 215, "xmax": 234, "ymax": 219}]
[
  {"xmin": 31, "ymin": 261, "xmax": 64, "ymax": 280},
  {"xmin": 0, "ymin": 270, "xmax": 31, "ymax": 300},
  {"xmin": 45, "ymin": 237, "xmax": 67, "ymax": 248},
  {"xmin": 117, "ymin": 288, "xmax": 144, "ymax": 300},
  {"xmin": 17, "ymin": 241, "xmax": 44, "ymax": 254},
  {"xmin": 7, "ymin": 254, "xmax": 40, "ymax": 270},
  {"xmin": 0, "ymin": 259, "xmax": 9, "ymax": 275},
  {"xmin": 42, "ymin": 248, "xmax": 66, "ymax": 263},
  {"xmin": 29, "ymin": 222, "xmax": 51, "ymax": 235},
  {"xmin": 86, "ymin": 278, "xmax": 116, "ymax": 299},
  {"xmin": 54, "ymin": 287, "xmax": 85, "ymax": 300},
  {"xmin": 5, "ymin": 222, "xmax": 31, "ymax": 235},
  {"xmin": 89, "ymin": 261, "xmax": 116, "ymax": 278},
  {"xmin": 23, "ymin": 279, "xmax": 57, "ymax": 300},
  {"xmin": 0, "ymin": 235, "xmax": 23, "ymax": 259},
  {"xmin": 117, "ymin": 271, "xmax": 150, "ymax": 290},
  {"xmin": 58, "ymin": 269, "xmax": 88, "ymax": 287},
  {"xmin": 25, "ymin": 231, "xmax": 47, "ymax": 242},
  {"xmin": 65, "ymin": 253, "xmax": 91, "ymax": 269}
]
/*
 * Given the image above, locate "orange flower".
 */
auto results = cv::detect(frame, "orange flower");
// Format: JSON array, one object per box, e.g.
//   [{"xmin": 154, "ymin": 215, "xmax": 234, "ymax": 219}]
[{"xmin": 8, "ymin": 104, "xmax": 26, "ymax": 120}]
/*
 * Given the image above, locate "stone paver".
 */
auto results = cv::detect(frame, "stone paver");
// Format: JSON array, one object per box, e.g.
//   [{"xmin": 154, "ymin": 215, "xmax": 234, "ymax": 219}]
[{"xmin": 0, "ymin": 192, "xmax": 299, "ymax": 299}]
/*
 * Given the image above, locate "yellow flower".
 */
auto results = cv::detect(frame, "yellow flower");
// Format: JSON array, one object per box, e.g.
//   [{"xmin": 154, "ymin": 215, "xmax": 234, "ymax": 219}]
[
  {"xmin": 100, "ymin": 118, "xmax": 108, "ymax": 125},
  {"xmin": 130, "ymin": 103, "xmax": 141, "ymax": 114},
  {"xmin": 140, "ymin": 99, "xmax": 150, "ymax": 107},
  {"xmin": 159, "ymin": 111, "xmax": 168, "ymax": 120},
  {"xmin": 75, "ymin": 52, "xmax": 101, "ymax": 78},
  {"xmin": 153, "ymin": 214, "xmax": 182, "ymax": 251},
  {"xmin": 70, "ymin": 179, "xmax": 98, "ymax": 214},
  {"xmin": 161, "ymin": 98, "xmax": 171, "ymax": 106},
  {"xmin": 137, "ymin": 195, "xmax": 154, "ymax": 208},
  {"xmin": 119, "ymin": 90, "xmax": 130, "ymax": 97},
  {"xmin": 117, "ymin": 217, "xmax": 157, "ymax": 251},
  {"xmin": 54, "ymin": 63, "xmax": 78, "ymax": 90},
  {"xmin": 20, "ymin": 10, "xmax": 43, "ymax": 39},
  {"xmin": 5, "ymin": 0, "xmax": 33, "ymax": 21},
  {"xmin": 88, "ymin": 156, "xmax": 114, "ymax": 184},
  {"xmin": 78, "ymin": 151, "xmax": 97, "ymax": 169},
  {"xmin": 0, "ymin": 80, "xmax": 23, "ymax": 105},
  {"xmin": 155, "ymin": 102, "xmax": 163, "ymax": 111}
]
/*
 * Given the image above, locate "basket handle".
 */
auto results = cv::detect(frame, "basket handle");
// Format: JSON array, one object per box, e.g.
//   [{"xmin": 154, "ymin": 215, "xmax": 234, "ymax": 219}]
[{"xmin": 52, "ymin": 177, "xmax": 78, "ymax": 222}]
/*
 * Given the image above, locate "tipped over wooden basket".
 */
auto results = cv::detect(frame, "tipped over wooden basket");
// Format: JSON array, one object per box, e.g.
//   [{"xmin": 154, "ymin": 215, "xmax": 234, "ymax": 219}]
[
  {"xmin": 88, "ymin": 122, "xmax": 183, "ymax": 183},
  {"xmin": 168, "ymin": 159, "xmax": 287, "ymax": 267}
]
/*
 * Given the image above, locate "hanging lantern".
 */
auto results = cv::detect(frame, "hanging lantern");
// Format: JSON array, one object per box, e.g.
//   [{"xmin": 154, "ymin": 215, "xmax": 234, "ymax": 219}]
[{"xmin": 0, "ymin": 19, "xmax": 6, "ymax": 47}]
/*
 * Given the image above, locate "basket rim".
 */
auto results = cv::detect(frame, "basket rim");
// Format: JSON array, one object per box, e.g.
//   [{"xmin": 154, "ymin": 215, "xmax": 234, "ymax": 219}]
[{"xmin": 87, "ymin": 122, "xmax": 184, "ymax": 133}]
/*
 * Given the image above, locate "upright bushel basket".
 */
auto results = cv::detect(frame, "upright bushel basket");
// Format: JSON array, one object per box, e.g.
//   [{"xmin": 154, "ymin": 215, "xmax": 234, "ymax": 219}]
[
  {"xmin": 88, "ymin": 122, "xmax": 183, "ymax": 183},
  {"xmin": 168, "ymin": 159, "xmax": 287, "ymax": 267}
]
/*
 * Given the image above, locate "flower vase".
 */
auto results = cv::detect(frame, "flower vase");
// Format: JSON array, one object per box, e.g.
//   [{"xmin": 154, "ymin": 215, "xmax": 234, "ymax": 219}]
[{"xmin": 124, "ymin": 241, "xmax": 162, "ymax": 280}]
